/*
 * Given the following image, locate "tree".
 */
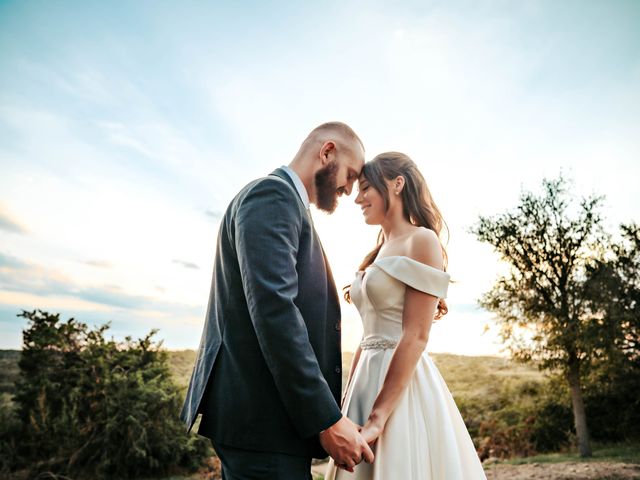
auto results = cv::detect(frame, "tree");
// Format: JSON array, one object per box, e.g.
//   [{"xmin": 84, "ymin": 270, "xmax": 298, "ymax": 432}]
[
  {"xmin": 471, "ymin": 176, "xmax": 609, "ymax": 457},
  {"xmin": 581, "ymin": 223, "xmax": 640, "ymax": 441},
  {"xmin": 586, "ymin": 223, "xmax": 640, "ymax": 362}
]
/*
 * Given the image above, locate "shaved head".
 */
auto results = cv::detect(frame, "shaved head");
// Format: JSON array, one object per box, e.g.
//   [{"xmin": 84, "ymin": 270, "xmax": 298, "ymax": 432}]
[{"xmin": 301, "ymin": 121, "xmax": 364, "ymax": 155}]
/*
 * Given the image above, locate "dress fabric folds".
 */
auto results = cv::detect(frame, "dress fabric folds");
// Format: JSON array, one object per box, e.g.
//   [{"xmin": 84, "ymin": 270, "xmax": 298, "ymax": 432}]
[{"xmin": 325, "ymin": 256, "xmax": 486, "ymax": 480}]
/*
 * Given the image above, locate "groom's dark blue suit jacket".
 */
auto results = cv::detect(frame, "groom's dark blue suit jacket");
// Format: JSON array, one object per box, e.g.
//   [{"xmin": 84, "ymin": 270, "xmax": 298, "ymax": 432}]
[{"xmin": 180, "ymin": 168, "xmax": 343, "ymax": 458}]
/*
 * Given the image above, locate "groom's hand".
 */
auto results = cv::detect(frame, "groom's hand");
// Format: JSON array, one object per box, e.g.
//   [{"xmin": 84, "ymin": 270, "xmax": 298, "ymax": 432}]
[{"xmin": 319, "ymin": 416, "xmax": 374, "ymax": 472}]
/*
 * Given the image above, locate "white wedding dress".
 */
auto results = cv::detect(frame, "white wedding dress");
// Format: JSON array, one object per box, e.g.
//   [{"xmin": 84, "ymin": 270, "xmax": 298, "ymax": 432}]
[{"xmin": 325, "ymin": 256, "xmax": 486, "ymax": 480}]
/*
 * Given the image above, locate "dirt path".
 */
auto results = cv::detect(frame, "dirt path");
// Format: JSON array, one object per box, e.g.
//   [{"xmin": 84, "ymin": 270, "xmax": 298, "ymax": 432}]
[
  {"xmin": 311, "ymin": 460, "xmax": 640, "ymax": 479},
  {"xmin": 484, "ymin": 462, "xmax": 640, "ymax": 480}
]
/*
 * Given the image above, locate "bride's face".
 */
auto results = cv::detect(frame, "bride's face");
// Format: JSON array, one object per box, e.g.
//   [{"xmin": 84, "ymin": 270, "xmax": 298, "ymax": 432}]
[{"xmin": 355, "ymin": 176, "xmax": 387, "ymax": 225}]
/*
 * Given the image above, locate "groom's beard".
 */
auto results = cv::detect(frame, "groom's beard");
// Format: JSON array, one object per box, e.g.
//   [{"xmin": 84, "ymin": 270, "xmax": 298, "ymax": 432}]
[{"xmin": 315, "ymin": 160, "xmax": 340, "ymax": 213}]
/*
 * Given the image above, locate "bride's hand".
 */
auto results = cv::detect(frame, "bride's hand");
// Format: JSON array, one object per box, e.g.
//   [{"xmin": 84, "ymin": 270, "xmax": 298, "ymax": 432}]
[
  {"xmin": 359, "ymin": 419, "xmax": 383, "ymax": 447},
  {"xmin": 434, "ymin": 298, "xmax": 448, "ymax": 320}
]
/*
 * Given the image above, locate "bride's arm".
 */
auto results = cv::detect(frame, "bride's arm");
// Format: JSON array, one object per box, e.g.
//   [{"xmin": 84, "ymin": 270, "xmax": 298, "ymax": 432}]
[
  {"xmin": 342, "ymin": 345, "xmax": 362, "ymax": 406},
  {"xmin": 360, "ymin": 230, "xmax": 443, "ymax": 444}
]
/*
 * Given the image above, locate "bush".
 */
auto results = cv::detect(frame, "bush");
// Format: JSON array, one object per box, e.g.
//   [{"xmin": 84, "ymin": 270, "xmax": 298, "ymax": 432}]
[
  {"xmin": 477, "ymin": 417, "xmax": 536, "ymax": 460},
  {"xmin": 583, "ymin": 355, "xmax": 640, "ymax": 442},
  {"xmin": 530, "ymin": 399, "xmax": 573, "ymax": 452},
  {"xmin": 456, "ymin": 371, "xmax": 573, "ymax": 459},
  {"xmin": 4, "ymin": 310, "xmax": 211, "ymax": 479},
  {"xmin": 0, "ymin": 393, "xmax": 20, "ymax": 476},
  {"xmin": 459, "ymin": 360, "xmax": 639, "ymax": 460}
]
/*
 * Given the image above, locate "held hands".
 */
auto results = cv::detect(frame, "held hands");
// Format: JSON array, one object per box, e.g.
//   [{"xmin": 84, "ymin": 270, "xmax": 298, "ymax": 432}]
[
  {"xmin": 319, "ymin": 416, "xmax": 374, "ymax": 472},
  {"xmin": 359, "ymin": 417, "xmax": 384, "ymax": 447}
]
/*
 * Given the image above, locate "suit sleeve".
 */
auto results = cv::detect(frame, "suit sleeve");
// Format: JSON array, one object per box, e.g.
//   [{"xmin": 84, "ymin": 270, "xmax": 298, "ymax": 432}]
[{"xmin": 234, "ymin": 179, "xmax": 342, "ymax": 438}]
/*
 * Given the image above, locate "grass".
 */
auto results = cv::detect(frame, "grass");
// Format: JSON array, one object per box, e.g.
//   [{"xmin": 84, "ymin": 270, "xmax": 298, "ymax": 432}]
[
  {"xmin": 429, "ymin": 352, "xmax": 544, "ymax": 399},
  {"xmin": 167, "ymin": 349, "xmax": 198, "ymax": 388},
  {"xmin": 503, "ymin": 442, "xmax": 640, "ymax": 465}
]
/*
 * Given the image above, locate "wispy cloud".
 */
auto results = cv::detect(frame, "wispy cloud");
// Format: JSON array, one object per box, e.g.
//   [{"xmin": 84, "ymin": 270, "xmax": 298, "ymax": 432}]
[
  {"xmin": 79, "ymin": 259, "xmax": 113, "ymax": 268},
  {"xmin": 0, "ymin": 254, "xmax": 72, "ymax": 298},
  {"xmin": 0, "ymin": 252, "xmax": 28, "ymax": 269},
  {"xmin": 98, "ymin": 121, "xmax": 157, "ymax": 159},
  {"xmin": 0, "ymin": 251, "xmax": 200, "ymax": 315},
  {"xmin": 172, "ymin": 259, "xmax": 199, "ymax": 270},
  {"xmin": 78, "ymin": 285, "xmax": 152, "ymax": 310},
  {"xmin": 0, "ymin": 209, "xmax": 28, "ymax": 234}
]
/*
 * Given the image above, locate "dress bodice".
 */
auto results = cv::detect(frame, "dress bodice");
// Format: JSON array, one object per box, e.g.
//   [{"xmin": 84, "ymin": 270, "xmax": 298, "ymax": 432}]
[
  {"xmin": 351, "ymin": 256, "xmax": 450, "ymax": 343},
  {"xmin": 326, "ymin": 257, "xmax": 487, "ymax": 480}
]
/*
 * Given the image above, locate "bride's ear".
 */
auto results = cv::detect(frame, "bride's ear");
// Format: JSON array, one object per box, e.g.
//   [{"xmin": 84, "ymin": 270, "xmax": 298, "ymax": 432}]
[{"xmin": 393, "ymin": 176, "xmax": 405, "ymax": 195}]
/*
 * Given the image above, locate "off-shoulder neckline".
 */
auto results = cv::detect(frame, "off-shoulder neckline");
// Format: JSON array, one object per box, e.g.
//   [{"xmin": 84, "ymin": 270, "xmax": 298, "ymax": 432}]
[{"xmin": 357, "ymin": 255, "xmax": 445, "ymax": 274}]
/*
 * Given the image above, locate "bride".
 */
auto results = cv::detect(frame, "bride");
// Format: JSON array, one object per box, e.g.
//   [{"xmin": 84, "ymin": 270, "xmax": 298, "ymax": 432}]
[{"xmin": 325, "ymin": 152, "xmax": 486, "ymax": 479}]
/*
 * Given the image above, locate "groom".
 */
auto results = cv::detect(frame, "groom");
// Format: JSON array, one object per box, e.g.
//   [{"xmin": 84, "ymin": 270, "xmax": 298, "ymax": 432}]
[{"xmin": 180, "ymin": 122, "xmax": 374, "ymax": 478}]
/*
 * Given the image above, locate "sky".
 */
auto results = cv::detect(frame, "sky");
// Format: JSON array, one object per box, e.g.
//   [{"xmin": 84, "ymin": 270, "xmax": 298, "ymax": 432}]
[{"xmin": 1, "ymin": 0, "xmax": 639, "ymax": 355}]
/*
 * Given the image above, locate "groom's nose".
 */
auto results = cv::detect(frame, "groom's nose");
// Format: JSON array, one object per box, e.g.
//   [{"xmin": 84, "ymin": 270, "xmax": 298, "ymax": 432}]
[{"xmin": 343, "ymin": 183, "xmax": 354, "ymax": 196}]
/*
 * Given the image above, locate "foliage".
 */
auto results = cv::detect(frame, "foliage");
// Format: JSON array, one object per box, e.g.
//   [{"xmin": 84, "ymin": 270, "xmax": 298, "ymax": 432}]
[
  {"xmin": 0, "ymin": 393, "xmax": 20, "ymax": 476},
  {"xmin": 0, "ymin": 350, "xmax": 20, "ymax": 395},
  {"xmin": 529, "ymin": 396, "xmax": 573, "ymax": 452},
  {"xmin": 470, "ymin": 177, "xmax": 640, "ymax": 456},
  {"xmin": 582, "ymin": 355, "xmax": 640, "ymax": 442},
  {"xmin": 3, "ymin": 345, "xmax": 637, "ymax": 468},
  {"xmin": 471, "ymin": 176, "xmax": 607, "ymax": 371},
  {"xmin": 1, "ymin": 310, "xmax": 211, "ymax": 479},
  {"xmin": 580, "ymin": 222, "xmax": 640, "ymax": 442},
  {"xmin": 455, "ymin": 370, "xmax": 572, "ymax": 460},
  {"xmin": 469, "ymin": 175, "xmax": 640, "ymax": 456},
  {"xmin": 583, "ymin": 223, "xmax": 640, "ymax": 365}
]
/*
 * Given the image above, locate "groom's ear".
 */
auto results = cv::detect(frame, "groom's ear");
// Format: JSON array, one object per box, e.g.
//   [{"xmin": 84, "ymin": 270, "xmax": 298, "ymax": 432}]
[{"xmin": 319, "ymin": 141, "xmax": 337, "ymax": 165}]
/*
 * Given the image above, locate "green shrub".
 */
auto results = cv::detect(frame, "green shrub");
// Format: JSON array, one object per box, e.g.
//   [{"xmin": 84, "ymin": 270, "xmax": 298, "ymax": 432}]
[
  {"xmin": 0, "ymin": 393, "xmax": 20, "ymax": 476},
  {"xmin": 4, "ymin": 310, "xmax": 211, "ymax": 479},
  {"xmin": 530, "ymin": 400, "xmax": 573, "ymax": 452},
  {"xmin": 583, "ymin": 356, "xmax": 640, "ymax": 442}
]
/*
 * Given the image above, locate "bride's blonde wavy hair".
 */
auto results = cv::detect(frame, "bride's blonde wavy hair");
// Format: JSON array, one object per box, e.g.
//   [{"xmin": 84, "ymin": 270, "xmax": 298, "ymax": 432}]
[{"xmin": 345, "ymin": 152, "xmax": 449, "ymax": 317}]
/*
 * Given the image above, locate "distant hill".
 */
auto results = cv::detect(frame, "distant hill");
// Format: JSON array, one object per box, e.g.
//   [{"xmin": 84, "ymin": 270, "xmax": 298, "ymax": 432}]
[
  {"xmin": 430, "ymin": 352, "xmax": 544, "ymax": 400},
  {"xmin": 0, "ymin": 350, "xmax": 20, "ymax": 395},
  {"xmin": 0, "ymin": 349, "xmax": 543, "ymax": 401}
]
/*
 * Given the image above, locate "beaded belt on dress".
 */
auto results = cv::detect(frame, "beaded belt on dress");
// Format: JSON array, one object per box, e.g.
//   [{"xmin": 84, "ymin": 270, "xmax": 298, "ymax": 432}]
[{"xmin": 360, "ymin": 338, "xmax": 398, "ymax": 350}]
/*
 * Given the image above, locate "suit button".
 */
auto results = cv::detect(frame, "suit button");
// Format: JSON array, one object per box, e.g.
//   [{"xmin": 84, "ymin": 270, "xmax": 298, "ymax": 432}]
[
  {"xmin": 334, "ymin": 366, "xmax": 342, "ymax": 374},
  {"xmin": 334, "ymin": 322, "xmax": 341, "ymax": 331}
]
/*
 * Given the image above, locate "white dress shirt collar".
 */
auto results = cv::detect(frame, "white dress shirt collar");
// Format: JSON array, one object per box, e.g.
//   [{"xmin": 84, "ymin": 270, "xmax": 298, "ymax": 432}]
[{"xmin": 281, "ymin": 165, "xmax": 310, "ymax": 209}]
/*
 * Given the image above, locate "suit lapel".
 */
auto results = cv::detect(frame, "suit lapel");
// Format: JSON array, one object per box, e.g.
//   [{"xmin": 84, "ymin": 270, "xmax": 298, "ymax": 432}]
[
  {"xmin": 270, "ymin": 167, "xmax": 316, "ymax": 235},
  {"xmin": 269, "ymin": 168, "xmax": 338, "ymax": 297}
]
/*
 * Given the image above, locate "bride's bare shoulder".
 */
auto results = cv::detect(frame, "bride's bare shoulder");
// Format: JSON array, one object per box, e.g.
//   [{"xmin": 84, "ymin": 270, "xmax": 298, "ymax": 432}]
[{"xmin": 406, "ymin": 227, "xmax": 443, "ymax": 268}]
